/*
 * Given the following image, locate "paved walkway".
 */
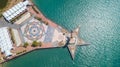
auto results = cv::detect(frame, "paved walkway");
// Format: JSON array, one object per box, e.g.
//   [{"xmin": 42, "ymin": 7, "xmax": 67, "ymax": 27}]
[
  {"xmin": 44, "ymin": 26, "xmax": 55, "ymax": 43},
  {"xmin": 0, "ymin": 17, "xmax": 20, "ymax": 29},
  {"xmin": 17, "ymin": 28, "xmax": 25, "ymax": 44},
  {"xmin": 0, "ymin": 17, "xmax": 25, "ymax": 43},
  {"xmin": 0, "ymin": 16, "xmax": 34, "ymax": 44},
  {"xmin": 19, "ymin": 15, "xmax": 35, "ymax": 27}
]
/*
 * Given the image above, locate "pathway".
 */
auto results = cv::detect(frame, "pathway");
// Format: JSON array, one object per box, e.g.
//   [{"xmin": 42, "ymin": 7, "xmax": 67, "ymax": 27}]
[
  {"xmin": 0, "ymin": 17, "xmax": 20, "ymax": 29},
  {"xmin": 19, "ymin": 15, "xmax": 35, "ymax": 27},
  {"xmin": 0, "ymin": 17, "xmax": 25, "ymax": 43}
]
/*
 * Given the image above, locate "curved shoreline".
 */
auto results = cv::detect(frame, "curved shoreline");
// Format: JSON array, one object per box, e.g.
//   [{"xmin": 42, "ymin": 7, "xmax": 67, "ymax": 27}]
[
  {"xmin": 0, "ymin": 0, "xmax": 69, "ymax": 64},
  {"xmin": 29, "ymin": 0, "xmax": 69, "ymax": 32},
  {"xmin": 1, "ymin": 46, "xmax": 60, "ymax": 64},
  {"xmin": 29, "ymin": 0, "xmax": 59, "ymax": 28},
  {"xmin": 0, "ymin": 0, "xmax": 84, "ymax": 64}
]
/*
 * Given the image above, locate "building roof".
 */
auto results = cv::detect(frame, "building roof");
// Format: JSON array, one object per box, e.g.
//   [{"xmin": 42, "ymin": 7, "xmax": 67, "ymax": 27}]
[
  {"xmin": 0, "ymin": 27, "xmax": 13, "ymax": 56},
  {"xmin": 23, "ymin": 0, "xmax": 29, "ymax": 6},
  {"xmin": 3, "ymin": 1, "xmax": 30, "ymax": 21}
]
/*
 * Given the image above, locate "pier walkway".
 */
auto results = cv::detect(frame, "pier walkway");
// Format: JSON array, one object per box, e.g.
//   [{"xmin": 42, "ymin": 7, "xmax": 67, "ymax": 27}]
[{"xmin": 67, "ymin": 26, "xmax": 90, "ymax": 60}]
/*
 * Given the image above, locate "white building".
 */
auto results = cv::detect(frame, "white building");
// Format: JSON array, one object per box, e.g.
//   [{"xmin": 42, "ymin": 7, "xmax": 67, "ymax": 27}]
[
  {"xmin": 3, "ymin": 1, "xmax": 30, "ymax": 21},
  {"xmin": 0, "ymin": 27, "xmax": 13, "ymax": 56}
]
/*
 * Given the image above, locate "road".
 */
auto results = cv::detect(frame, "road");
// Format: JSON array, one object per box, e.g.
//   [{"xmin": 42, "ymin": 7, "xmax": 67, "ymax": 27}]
[
  {"xmin": 0, "ymin": 17, "xmax": 33, "ymax": 43},
  {"xmin": 0, "ymin": 17, "xmax": 20, "ymax": 29}
]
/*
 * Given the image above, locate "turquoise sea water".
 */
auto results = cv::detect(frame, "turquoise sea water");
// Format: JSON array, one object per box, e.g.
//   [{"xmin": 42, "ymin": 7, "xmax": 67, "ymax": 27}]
[{"xmin": 2, "ymin": 0, "xmax": 120, "ymax": 67}]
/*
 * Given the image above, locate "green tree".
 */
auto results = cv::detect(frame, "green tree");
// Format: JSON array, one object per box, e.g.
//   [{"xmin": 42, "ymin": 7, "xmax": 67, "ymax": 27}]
[
  {"xmin": 23, "ymin": 42, "xmax": 29, "ymax": 48},
  {"xmin": 32, "ymin": 41, "xmax": 39, "ymax": 47}
]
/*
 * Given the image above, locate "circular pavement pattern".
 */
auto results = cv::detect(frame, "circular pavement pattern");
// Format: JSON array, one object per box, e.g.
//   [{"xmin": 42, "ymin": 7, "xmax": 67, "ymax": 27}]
[{"xmin": 24, "ymin": 22, "xmax": 45, "ymax": 40}]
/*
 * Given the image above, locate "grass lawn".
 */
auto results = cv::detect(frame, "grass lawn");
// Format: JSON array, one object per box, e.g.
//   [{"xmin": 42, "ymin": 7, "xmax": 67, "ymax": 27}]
[{"xmin": 0, "ymin": 0, "xmax": 8, "ymax": 9}]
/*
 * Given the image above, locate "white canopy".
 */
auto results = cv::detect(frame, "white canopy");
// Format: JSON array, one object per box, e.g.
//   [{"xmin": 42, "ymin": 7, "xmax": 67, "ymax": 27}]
[
  {"xmin": 2, "ymin": 1, "xmax": 29, "ymax": 21},
  {"xmin": 23, "ymin": 1, "xmax": 29, "ymax": 6},
  {"xmin": 6, "ymin": 11, "xmax": 11, "ymax": 16},
  {"xmin": 12, "ymin": 7, "xmax": 17, "ymax": 12},
  {"xmin": 3, "ymin": 13, "xmax": 9, "ymax": 18},
  {"xmin": 9, "ymin": 9, "xmax": 14, "ymax": 14},
  {"xmin": 0, "ymin": 27, "xmax": 13, "ymax": 56},
  {"xmin": 5, "ymin": 50, "xmax": 12, "ymax": 56},
  {"xmin": 13, "ymin": 13, "xmax": 17, "ymax": 17}
]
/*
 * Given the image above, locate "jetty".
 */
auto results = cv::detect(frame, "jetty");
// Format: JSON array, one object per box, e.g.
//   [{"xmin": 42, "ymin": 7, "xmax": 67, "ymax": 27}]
[
  {"xmin": 0, "ymin": 0, "xmax": 90, "ymax": 64},
  {"xmin": 67, "ymin": 26, "xmax": 90, "ymax": 60}
]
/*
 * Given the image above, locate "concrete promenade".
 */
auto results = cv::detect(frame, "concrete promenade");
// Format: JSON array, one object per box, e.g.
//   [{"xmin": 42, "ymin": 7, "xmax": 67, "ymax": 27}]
[{"xmin": 0, "ymin": 0, "xmax": 89, "ymax": 64}]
